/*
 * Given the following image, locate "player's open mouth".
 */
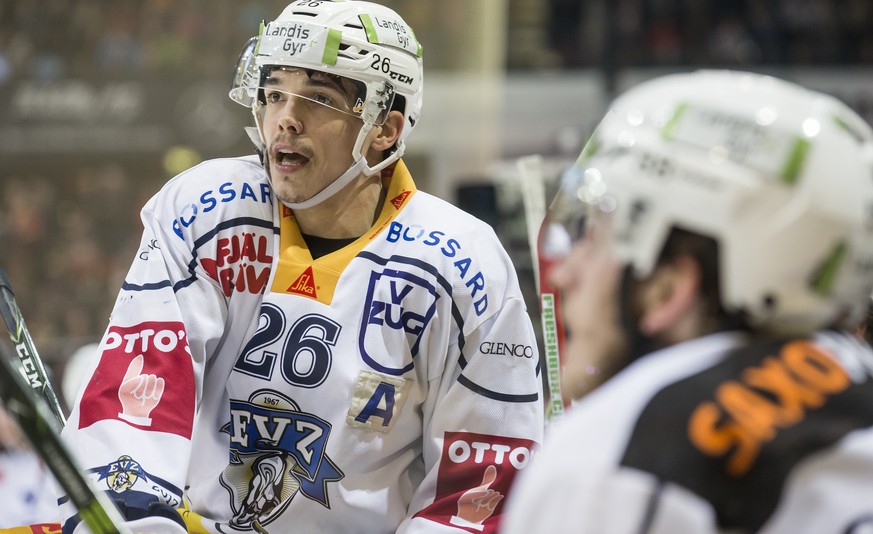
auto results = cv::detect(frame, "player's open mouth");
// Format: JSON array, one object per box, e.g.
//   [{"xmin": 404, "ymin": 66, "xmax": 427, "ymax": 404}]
[{"xmin": 274, "ymin": 149, "xmax": 310, "ymax": 167}]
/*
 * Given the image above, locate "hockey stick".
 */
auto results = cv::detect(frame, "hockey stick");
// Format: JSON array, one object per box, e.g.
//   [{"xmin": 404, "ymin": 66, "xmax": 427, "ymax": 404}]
[
  {"xmin": 0, "ymin": 269, "xmax": 130, "ymax": 533},
  {"xmin": 516, "ymin": 155, "xmax": 547, "ymax": 297},
  {"xmin": 516, "ymin": 156, "xmax": 565, "ymax": 422},
  {"xmin": 0, "ymin": 268, "xmax": 66, "ymax": 426}
]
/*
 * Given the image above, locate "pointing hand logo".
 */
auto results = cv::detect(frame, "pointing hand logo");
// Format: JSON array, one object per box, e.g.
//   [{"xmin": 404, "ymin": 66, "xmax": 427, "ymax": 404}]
[
  {"xmin": 117, "ymin": 354, "xmax": 165, "ymax": 426},
  {"xmin": 450, "ymin": 465, "xmax": 504, "ymax": 531}
]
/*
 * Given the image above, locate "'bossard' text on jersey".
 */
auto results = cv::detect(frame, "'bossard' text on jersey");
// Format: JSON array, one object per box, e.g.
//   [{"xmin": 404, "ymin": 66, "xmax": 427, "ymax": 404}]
[{"xmin": 59, "ymin": 156, "xmax": 544, "ymax": 534}]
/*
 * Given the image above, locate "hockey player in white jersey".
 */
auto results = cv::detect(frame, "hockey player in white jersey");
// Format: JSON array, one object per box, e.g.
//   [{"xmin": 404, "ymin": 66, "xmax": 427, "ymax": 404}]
[
  {"xmin": 503, "ymin": 70, "xmax": 873, "ymax": 533},
  {"xmin": 57, "ymin": 1, "xmax": 543, "ymax": 532}
]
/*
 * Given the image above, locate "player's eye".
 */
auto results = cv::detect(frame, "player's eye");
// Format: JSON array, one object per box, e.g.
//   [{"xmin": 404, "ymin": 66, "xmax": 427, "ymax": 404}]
[
  {"xmin": 264, "ymin": 90, "xmax": 286, "ymax": 104},
  {"xmin": 312, "ymin": 93, "xmax": 335, "ymax": 106}
]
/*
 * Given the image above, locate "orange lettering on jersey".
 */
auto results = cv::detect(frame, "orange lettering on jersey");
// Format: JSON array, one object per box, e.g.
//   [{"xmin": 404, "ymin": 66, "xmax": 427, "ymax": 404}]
[
  {"xmin": 688, "ymin": 402, "xmax": 760, "ymax": 476},
  {"xmin": 716, "ymin": 382, "xmax": 782, "ymax": 441},
  {"xmin": 742, "ymin": 356, "xmax": 825, "ymax": 424},
  {"xmin": 282, "ymin": 204, "xmax": 293, "ymax": 218},
  {"xmin": 390, "ymin": 190, "xmax": 411, "ymax": 210},
  {"xmin": 288, "ymin": 266, "xmax": 317, "ymax": 298},
  {"xmin": 688, "ymin": 340, "xmax": 850, "ymax": 477},
  {"xmin": 782, "ymin": 341, "xmax": 850, "ymax": 393}
]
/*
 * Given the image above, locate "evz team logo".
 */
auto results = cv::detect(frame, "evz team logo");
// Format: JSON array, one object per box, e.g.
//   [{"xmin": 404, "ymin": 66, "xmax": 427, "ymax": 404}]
[
  {"xmin": 100, "ymin": 455, "xmax": 144, "ymax": 493},
  {"xmin": 95, "ymin": 454, "xmax": 182, "ymax": 507},
  {"xmin": 360, "ymin": 268, "xmax": 438, "ymax": 375},
  {"xmin": 220, "ymin": 390, "xmax": 344, "ymax": 531}
]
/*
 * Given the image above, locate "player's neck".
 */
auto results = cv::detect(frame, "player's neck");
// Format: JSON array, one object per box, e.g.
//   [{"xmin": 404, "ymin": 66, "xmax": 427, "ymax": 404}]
[{"xmin": 294, "ymin": 174, "xmax": 384, "ymax": 239}]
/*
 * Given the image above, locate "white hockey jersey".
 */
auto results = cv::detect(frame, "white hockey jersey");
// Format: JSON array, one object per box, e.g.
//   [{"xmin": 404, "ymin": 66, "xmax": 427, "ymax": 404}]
[
  {"xmin": 59, "ymin": 156, "xmax": 544, "ymax": 533},
  {"xmin": 502, "ymin": 330, "xmax": 873, "ymax": 534}
]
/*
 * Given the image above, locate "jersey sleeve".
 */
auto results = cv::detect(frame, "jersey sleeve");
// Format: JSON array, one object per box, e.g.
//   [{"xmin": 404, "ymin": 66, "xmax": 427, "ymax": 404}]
[
  {"xmin": 399, "ymin": 237, "xmax": 545, "ymax": 533},
  {"xmin": 502, "ymin": 444, "xmax": 719, "ymax": 534},
  {"xmin": 58, "ymin": 160, "xmax": 269, "ymax": 532}
]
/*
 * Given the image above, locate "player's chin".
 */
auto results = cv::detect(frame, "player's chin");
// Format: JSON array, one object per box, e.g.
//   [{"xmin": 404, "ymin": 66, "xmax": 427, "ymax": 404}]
[{"xmin": 274, "ymin": 182, "xmax": 314, "ymax": 205}]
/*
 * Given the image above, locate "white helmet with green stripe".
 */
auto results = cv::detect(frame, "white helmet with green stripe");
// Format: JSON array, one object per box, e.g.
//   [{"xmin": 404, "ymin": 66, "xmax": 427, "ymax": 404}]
[
  {"xmin": 544, "ymin": 69, "xmax": 873, "ymax": 332},
  {"xmin": 229, "ymin": 0, "xmax": 423, "ymax": 207}
]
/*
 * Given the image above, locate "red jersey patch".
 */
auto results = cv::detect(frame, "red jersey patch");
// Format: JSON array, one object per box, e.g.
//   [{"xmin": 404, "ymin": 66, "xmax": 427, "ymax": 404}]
[
  {"xmin": 414, "ymin": 431, "xmax": 537, "ymax": 532},
  {"xmin": 78, "ymin": 322, "xmax": 195, "ymax": 439},
  {"xmin": 26, "ymin": 524, "xmax": 61, "ymax": 534}
]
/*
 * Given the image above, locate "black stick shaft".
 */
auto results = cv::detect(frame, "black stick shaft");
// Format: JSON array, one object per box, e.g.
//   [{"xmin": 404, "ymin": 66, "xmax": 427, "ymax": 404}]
[
  {"xmin": 0, "ymin": 268, "xmax": 130, "ymax": 533},
  {"xmin": 0, "ymin": 268, "xmax": 66, "ymax": 426}
]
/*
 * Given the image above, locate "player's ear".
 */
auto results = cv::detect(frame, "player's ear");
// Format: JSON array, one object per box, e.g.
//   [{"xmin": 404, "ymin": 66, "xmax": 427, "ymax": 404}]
[
  {"xmin": 637, "ymin": 254, "xmax": 701, "ymax": 337},
  {"xmin": 368, "ymin": 110, "xmax": 404, "ymax": 152}
]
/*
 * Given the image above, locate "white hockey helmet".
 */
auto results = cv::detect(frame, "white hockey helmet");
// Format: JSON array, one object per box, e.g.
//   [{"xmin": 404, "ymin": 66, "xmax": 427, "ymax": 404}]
[
  {"xmin": 229, "ymin": 0, "xmax": 423, "ymax": 206},
  {"xmin": 545, "ymin": 70, "xmax": 873, "ymax": 333}
]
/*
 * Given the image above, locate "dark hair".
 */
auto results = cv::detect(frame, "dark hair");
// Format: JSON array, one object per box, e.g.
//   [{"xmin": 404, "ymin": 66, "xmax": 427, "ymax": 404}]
[{"xmin": 656, "ymin": 226, "xmax": 748, "ymax": 334}]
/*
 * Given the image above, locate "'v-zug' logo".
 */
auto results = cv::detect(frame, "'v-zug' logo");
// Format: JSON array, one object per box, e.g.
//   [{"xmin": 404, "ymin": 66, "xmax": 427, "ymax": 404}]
[
  {"xmin": 360, "ymin": 268, "xmax": 438, "ymax": 375},
  {"xmin": 220, "ymin": 390, "xmax": 344, "ymax": 531}
]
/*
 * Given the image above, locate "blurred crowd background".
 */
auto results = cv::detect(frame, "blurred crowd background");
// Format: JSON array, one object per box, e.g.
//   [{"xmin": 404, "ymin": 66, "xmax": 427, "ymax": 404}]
[
  {"xmin": 1, "ymin": 0, "xmax": 872, "ymax": 403},
  {"xmin": 1, "ymin": 0, "xmax": 871, "ymax": 81}
]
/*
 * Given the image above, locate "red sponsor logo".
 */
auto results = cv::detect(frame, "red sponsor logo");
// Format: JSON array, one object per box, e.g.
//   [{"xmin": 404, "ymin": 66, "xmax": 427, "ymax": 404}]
[
  {"xmin": 414, "ymin": 432, "xmax": 537, "ymax": 532},
  {"xmin": 28, "ymin": 524, "xmax": 61, "ymax": 534},
  {"xmin": 78, "ymin": 322, "xmax": 195, "ymax": 439},
  {"xmin": 390, "ymin": 191, "xmax": 411, "ymax": 210},
  {"xmin": 288, "ymin": 266, "xmax": 317, "ymax": 298},
  {"xmin": 201, "ymin": 233, "xmax": 272, "ymax": 296}
]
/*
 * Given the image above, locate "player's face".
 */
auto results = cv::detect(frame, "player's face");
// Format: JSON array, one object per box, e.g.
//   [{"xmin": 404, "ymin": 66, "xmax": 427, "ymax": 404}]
[
  {"xmin": 259, "ymin": 68, "xmax": 369, "ymax": 205},
  {"xmin": 549, "ymin": 213, "xmax": 629, "ymax": 400}
]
